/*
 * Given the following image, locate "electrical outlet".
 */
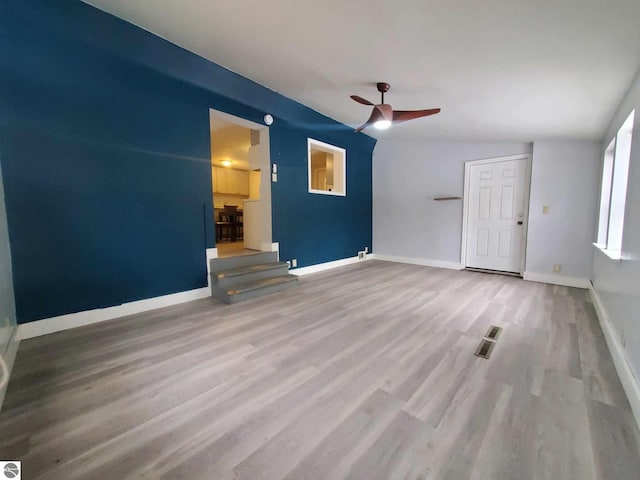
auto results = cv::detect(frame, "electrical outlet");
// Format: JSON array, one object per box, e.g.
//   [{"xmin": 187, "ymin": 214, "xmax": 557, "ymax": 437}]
[
  {"xmin": 358, "ymin": 251, "xmax": 365, "ymax": 260},
  {"xmin": 286, "ymin": 260, "xmax": 291, "ymax": 267},
  {"xmin": 543, "ymin": 206, "xmax": 550, "ymax": 214},
  {"xmin": 553, "ymin": 264, "xmax": 561, "ymax": 273},
  {"xmin": 271, "ymin": 173, "xmax": 278, "ymax": 182},
  {"xmin": 292, "ymin": 259, "xmax": 297, "ymax": 268}
]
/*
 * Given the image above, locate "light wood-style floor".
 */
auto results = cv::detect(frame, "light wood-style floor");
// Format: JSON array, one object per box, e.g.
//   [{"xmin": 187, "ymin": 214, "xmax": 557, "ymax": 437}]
[
  {"xmin": 1, "ymin": 260, "xmax": 639, "ymax": 479},
  {"xmin": 216, "ymin": 241, "xmax": 257, "ymax": 258}
]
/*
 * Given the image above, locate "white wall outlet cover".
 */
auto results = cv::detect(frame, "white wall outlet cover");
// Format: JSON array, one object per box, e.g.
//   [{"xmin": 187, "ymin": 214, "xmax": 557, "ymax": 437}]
[
  {"xmin": 292, "ymin": 259, "xmax": 297, "ymax": 267},
  {"xmin": 271, "ymin": 173, "xmax": 277, "ymax": 182},
  {"xmin": 543, "ymin": 206, "xmax": 550, "ymax": 214},
  {"xmin": 553, "ymin": 264, "xmax": 561, "ymax": 272}
]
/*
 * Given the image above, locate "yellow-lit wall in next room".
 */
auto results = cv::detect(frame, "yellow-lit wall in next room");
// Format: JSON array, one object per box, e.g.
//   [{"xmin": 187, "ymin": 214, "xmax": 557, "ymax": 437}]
[{"xmin": 213, "ymin": 193, "xmax": 245, "ymax": 209}]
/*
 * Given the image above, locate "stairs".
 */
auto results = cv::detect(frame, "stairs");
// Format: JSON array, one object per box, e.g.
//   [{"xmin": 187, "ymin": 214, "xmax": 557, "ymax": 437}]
[{"xmin": 210, "ymin": 251, "xmax": 298, "ymax": 304}]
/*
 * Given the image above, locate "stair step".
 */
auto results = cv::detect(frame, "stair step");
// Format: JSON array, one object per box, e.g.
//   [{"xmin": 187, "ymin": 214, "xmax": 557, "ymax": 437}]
[
  {"xmin": 216, "ymin": 261, "xmax": 289, "ymax": 278},
  {"xmin": 210, "ymin": 251, "xmax": 278, "ymax": 273},
  {"xmin": 214, "ymin": 275, "xmax": 298, "ymax": 304},
  {"xmin": 212, "ymin": 262, "xmax": 290, "ymax": 287}
]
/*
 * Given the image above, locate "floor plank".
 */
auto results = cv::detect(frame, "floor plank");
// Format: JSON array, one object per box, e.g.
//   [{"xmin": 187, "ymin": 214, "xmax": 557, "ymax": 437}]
[{"xmin": 0, "ymin": 260, "xmax": 638, "ymax": 479}]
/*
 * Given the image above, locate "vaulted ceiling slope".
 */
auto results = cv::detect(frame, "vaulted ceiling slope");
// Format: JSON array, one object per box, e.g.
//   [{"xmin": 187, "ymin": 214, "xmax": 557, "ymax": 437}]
[{"xmin": 83, "ymin": 0, "xmax": 640, "ymax": 142}]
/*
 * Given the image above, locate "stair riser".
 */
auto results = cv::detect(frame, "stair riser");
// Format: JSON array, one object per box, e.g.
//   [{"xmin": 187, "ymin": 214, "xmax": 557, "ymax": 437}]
[
  {"xmin": 220, "ymin": 279, "xmax": 298, "ymax": 304},
  {"xmin": 213, "ymin": 265, "xmax": 291, "ymax": 288},
  {"xmin": 210, "ymin": 251, "xmax": 278, "ymax": 272}
]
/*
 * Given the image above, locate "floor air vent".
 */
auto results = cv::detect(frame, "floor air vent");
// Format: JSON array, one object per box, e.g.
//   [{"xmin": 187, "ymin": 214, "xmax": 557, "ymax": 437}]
[
  {"xmin": 485, "ymin": 325, "xmax": 502, "ymax": 340},
  {"xmin": 474, "ymin": 339, "xmax": 496, "ymax": 359}
]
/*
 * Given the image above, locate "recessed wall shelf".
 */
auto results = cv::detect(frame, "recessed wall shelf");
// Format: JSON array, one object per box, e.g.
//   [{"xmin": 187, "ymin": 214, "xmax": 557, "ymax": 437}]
[{"xmin": 434, "ymin": 196, "xmax": 462, "ymax": 201}]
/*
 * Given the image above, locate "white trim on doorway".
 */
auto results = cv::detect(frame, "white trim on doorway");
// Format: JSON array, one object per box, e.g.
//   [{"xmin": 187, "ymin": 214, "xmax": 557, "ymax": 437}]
[
  {"xmin": 461, "ymin": 153, "xmax": 532, "ymax": 275},
  {"xmin": 206, "ymin": 247, "xmax": 218, "ymax": 289},
  {"xmin": 209, "ymin": 109, "xmax": 266, "ymax": 131},
  {"xmin": 209, "ymin": 108, "xmax": 273, "ymax": 252}
]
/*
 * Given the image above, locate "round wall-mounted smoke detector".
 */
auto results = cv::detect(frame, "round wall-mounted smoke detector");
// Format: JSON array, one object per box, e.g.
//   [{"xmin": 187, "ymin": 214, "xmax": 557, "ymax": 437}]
[{"xmin": 264, "ymin": 114, "xmax": 274, "ymax": 126}]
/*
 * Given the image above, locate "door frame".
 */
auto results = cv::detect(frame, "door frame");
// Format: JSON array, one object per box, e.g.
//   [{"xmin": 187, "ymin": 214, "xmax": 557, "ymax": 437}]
[
  {"xmin": 209, "ymin": 108, "xmax": 275, "ymax": 252},
  {"xmin": 460, "ymin": 153, "xmax": 532, "ymax": 275}
]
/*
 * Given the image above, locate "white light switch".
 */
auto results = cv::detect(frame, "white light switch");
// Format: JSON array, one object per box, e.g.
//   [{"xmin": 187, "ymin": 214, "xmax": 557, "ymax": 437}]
[
  {"xmin": 542, "ymin": 206, "xmax": 550, "ymax": 214},
  {"xmin": 272, "ymin": 173, "xmax": 277, "ymax": 182}
]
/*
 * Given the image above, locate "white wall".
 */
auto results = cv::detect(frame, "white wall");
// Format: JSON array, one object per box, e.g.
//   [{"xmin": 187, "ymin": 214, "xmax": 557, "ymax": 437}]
[
  {"xmin": 526, "ymin": 141, "xmax": 601, "ymax": 283},
  {"xmin": 213, "ymin": 193, "xmax": 246, "ymax": 209},
  {"xmin": 244, "ymin": 128, "xmax": 273, "ymax": 251},
  {"xmin": 0, "ymin": 161, "xmax": 18, "ymax": 410},
  {"xmin": 373, "ymin": 140, "xmax": 532, "ymax": 265},
  {"xmin": 591, "ymin": 70, "xmax": 640, "ymax": 416}
]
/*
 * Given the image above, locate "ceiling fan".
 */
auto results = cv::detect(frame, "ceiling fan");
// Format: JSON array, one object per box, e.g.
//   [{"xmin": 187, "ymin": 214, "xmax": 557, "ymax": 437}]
[{"xmin": 351, "ymin": 82, "xmax": 441, "ymax": 132}]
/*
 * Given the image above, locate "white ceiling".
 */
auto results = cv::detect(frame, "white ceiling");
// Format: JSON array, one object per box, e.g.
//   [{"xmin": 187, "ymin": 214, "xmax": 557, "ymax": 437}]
[{"xmin": 83, "ymin": 0, "xmax": 640, "ymax": 142}]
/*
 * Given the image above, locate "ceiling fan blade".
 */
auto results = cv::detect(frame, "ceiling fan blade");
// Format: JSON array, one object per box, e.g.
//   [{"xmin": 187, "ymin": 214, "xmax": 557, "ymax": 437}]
[
  {"xmin": 377, "ymin": 104, "xmax": 393, "ymax": 121},
  {"xmin": 350, "ymin": 95, "xmax": 375, "ymax": 106},
  {"xmin": 392, "ymin": 108, "xmax": 441, "ymax": 124},
  {"xmin": 355, "ymin": 107, "xmax": 383, "ymax": 132},
  {"xmin": 355, "ymin": 122, "xmax": 372, "ymax": 133}
]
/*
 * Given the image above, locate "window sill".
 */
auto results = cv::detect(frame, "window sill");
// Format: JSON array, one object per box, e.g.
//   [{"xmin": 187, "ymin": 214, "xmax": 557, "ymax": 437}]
[
  {"xmin": 593, "ymin": 243, "xmax": 622, "ymax": 262},
  {"xmin": 308, "ymin": 189, "xmax": 346, "ymax": 197}
]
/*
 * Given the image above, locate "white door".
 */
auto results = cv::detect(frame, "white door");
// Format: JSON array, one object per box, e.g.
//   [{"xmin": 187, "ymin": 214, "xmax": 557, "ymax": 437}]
[{"xmin": 465, "ymin": 157, "xmax": 528, "ymax": 273}]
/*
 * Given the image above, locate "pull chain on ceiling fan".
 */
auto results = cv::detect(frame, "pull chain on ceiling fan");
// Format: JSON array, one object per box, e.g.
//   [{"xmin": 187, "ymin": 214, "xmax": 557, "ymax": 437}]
[{"xmin": 351, "ymin": 82, "xmax": 441, "ymax": 132}]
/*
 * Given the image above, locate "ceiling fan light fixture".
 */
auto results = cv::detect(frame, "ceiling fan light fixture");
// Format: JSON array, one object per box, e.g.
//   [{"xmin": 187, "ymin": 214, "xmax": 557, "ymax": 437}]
[{"xmin": 351, "ymin": 82, "xmax": 441, "ymax": 132}]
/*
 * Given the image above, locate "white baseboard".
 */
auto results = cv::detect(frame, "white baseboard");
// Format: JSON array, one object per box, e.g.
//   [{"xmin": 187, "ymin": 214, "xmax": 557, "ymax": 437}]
[
  {"xmin": 523, "ymin": 271, "xmax": 590, "ymax": 289},
  {"xmin": 0, "ymin": 328, "xmax": 20, "ymax": 413},
  {"xmin": 17, "ymin": 247, "xmax": 218, "ymax": 341},
  {"xmin": 589, "ymin": 284, "xmax": 640, "ymax": 431},
  {"xmin": 370, "ymin": 254, "xmax": 463, "ymax": 271},
  {"xmin": 17, "ymin": 287, "xmax": 212, "ymax": 340},
  {"xmin": 290, "ymin": 254, "xmax": 372, "ymax": 276}
]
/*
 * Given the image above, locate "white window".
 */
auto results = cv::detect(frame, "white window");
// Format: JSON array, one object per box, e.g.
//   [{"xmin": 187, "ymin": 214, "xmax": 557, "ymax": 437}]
[
  {"xmin": 596, "ymin": 110, "xmax": 634, "ymax": 260},
  {"xmin": 308, "ymin": 138, "xmax": 346, "ymax": 196},
  {"xmin": 596, "ymin": 139, "xmax": 615, "ymax": 245}
]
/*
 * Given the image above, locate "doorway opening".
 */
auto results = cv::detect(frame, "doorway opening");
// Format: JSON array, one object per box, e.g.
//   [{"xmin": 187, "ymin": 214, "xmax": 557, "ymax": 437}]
[
  {"xmin": 461, "ymin": 154, "xmax": 531, "ymax": 275},
  {"xmin": 209, "ymin": 109, "xmax": 273, "ymax": 258}
]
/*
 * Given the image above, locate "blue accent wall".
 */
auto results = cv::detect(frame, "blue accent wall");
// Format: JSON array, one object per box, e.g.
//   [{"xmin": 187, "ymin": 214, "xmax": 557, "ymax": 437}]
[
  {"xmin": 271, "ymin": 124, "xmax": 373, "ymax": 266},
  {"xmin": 0, "ymin": 0, "xmax": 375, "ymax": 323}
]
